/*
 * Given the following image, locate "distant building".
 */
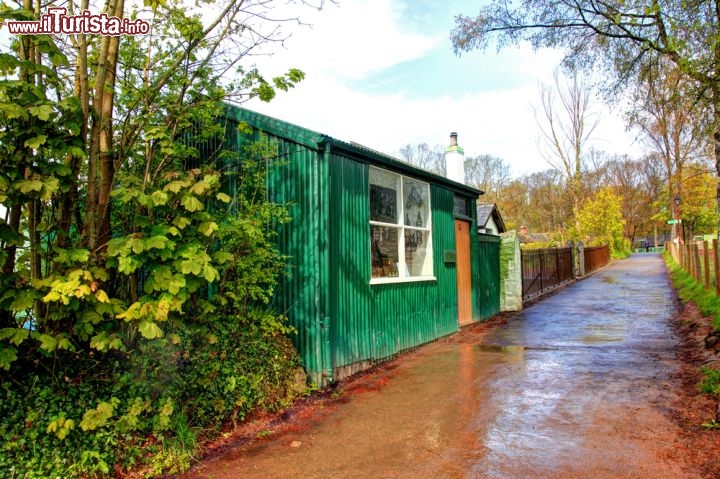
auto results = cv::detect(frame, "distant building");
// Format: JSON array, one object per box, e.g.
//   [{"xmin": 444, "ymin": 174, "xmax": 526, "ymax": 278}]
[{"xmin": 476, "ymin": 203, "xmax": 506, "ymax": 236}]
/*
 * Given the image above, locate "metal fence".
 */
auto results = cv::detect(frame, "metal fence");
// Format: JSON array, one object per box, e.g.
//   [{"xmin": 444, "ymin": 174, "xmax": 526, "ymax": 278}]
[
  {"xmin": 521, "ymin": 244, "xmax": 610, "ymax": 302},
  {"xmin": 521, "ymin": 247, "xmax": 574, "ymax": 300},
  {"xmin": 584, "ymin": 245, "xmax": 610, "ymax": 275}
]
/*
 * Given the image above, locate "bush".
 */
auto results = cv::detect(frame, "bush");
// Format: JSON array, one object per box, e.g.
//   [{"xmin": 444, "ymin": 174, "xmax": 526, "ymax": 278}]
[
  {"xmin": 136, "ymin": 308, "xmax": 301, "ymax": 431},
  {"xmin": 0, "ymin": 86, "xmax": 303, "ymax": 477},
  {"xmin": 0, "ymin": 311, "xmax": 302, "ymax": 478}
]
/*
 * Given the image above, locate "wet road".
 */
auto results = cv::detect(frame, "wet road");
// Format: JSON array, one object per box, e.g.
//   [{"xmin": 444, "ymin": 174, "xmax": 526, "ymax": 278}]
[{"xmin": 184, "ymin": 254, "xmax": 694, "ymax": 478}]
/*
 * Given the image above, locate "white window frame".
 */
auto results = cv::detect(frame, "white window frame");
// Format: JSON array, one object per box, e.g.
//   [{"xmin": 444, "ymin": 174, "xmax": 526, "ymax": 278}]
[{"xmin": 369, "ymin": 167, "xmax": 435, "ymax": 284}]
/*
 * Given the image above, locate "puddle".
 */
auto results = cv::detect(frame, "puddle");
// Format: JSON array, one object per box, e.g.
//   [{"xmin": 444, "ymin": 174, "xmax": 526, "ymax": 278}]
[
  {"xmin": 581, "ymin": 334, "xmax": 623, "ymax": 343},
  {"xmin": 475, "ymin": 344, "xmax": 526, "ymax": 353}
]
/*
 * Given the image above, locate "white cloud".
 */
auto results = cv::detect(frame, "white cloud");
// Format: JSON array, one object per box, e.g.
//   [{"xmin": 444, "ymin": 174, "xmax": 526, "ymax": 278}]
[
  {"xmin": 249, "ymin": 24, "xmax": 642, "ymax": 178},
  {"xmin": 252, "ymin": 0, "xmax": 440, "ymax": 80}
]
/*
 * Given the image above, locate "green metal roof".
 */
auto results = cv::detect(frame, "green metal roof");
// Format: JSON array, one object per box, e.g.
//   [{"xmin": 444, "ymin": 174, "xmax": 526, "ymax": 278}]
[{"xmin": 223, "ymin": 102, "xmax": 484, "ymax": 198}]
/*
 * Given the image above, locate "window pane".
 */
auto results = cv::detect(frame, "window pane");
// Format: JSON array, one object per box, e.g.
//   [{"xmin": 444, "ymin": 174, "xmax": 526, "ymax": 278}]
[
  {"xmin": 454, "ymin": 196, "xmax": 470, "ymax": 216},
  {"xmin": 371, "ymin": 225, "xmax": 400, "ymax": 278},
  {"xmin": 403, "ymin": 178, "xmax": 430, "ymax": 228},
  {"xmin": 370, "ymin": 168, "xmax": 399, "ymax": 223},
  {"xmin": 405, "ymin": 228, "xmax": 432, "ymax": 276}
]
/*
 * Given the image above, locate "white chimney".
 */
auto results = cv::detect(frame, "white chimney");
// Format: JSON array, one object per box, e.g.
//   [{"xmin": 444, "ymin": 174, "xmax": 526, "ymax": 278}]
[{"xmin": 445, "ymin": 132, "xmax": 465, "ymax": 184}]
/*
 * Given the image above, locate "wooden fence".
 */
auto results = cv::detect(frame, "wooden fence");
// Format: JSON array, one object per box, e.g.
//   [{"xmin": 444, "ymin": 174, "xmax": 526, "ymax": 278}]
[
  {"xmin": 521, "ymin": 244, "xmax": 610, "ymax": 302},
  {"xmin": 666, "ymin": 240, "xmax": 720, "ymax": 295}
]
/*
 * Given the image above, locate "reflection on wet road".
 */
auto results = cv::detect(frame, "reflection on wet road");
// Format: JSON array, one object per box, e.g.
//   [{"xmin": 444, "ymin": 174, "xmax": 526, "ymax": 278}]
[{"xmin": 184, "ymin": 254, "xmax": 690, "ymax": 479}]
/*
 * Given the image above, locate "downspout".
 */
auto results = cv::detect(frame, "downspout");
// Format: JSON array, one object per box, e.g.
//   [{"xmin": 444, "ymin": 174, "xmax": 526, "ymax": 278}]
[{"xmin": 319, "ymin": 139, "xmax": 333, "ymax": 383}]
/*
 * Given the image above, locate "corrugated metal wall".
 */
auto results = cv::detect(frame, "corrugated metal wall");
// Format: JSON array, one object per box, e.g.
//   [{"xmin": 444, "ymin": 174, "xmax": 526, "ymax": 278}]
[
  {"xmin": 477, "ymin": 234, "xmax": 501, "ymax": 319},
  {"xmin": 267, "ymin": 138, "xmax": 329, "ymax": 386},
  {"xmin": 205, "ymin": 116, "xmax": 330, "ymax": 386},
  {"xmin": 206, "ymin": 108, "xmax": 484, "ymax": 385},
  {"xmin": 328, "ymin": 154, "xmax": 461, "ymax": 380}
]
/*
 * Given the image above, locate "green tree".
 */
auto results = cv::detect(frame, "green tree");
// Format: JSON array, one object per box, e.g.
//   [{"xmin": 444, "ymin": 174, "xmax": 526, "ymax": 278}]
[
  {"xmin": 0, "ymin": 0, "xmax": 310, "ymax": 475},
  {"xmin": 0, "ymin": 0, "xmax": 304, "ymax": 369},
  {"xmin": 626, "ymin": 61, "xmax": 712, "ymax": 239},
  {"xmin": 578, "ymin": 187, "xmax": 630, "ymax": 257},
  {"xmin": 680, "ymin": 162, "xmax": 718, "ymax": 239},
  {"xmin": 598, "ymin": 155, "xmax": 661, "ymax": 247}
]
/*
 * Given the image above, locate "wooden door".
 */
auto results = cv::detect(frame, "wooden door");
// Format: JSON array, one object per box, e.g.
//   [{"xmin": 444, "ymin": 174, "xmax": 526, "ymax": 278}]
[{"xmin": 455, "ymin": 220, "xmax": 473, "ymax": 326}]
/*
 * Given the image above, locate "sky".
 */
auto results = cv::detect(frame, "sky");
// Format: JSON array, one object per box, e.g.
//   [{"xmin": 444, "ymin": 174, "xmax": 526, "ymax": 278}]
[
  {"xmin": 246, "ymin": 0, "xmax": 645, "ymax": 177},
  {"xmin": 0, "ymin": 0, "xmax": 644, "ymax": 177}
]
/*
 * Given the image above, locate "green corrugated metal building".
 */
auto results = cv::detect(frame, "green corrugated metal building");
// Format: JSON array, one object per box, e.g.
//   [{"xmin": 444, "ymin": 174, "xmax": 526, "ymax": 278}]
[{"xmin": 211, "ymin": 105, "xmax": 484, "ymax": 386}]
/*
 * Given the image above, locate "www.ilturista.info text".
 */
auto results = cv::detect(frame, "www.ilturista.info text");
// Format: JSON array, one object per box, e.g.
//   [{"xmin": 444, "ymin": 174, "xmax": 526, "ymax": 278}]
[{"xmin": 6, "ymin": 8, "xmax": 150, "ymax": 35}]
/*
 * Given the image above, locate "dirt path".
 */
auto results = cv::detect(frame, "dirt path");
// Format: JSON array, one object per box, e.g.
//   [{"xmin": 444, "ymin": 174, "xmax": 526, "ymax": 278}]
[{"xmin": 181, "ymin": 254, "xmax": 720, "ymax": 478}]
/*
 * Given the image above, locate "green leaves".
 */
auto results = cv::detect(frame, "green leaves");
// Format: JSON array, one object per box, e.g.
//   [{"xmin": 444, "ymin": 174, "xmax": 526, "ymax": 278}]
[
  {"xmin": 198, "ymin": 221, "xmax": 218, "ymax": 236},
  {"xmin": 24, "ymin": 134, "xmax": 47, "ymax": 149},
  {"xmin": 0, "ymin": 329, "xmax": 73, "ymax": 354},
  {"xmin": 181, "ymin": 194, "xmax": 203, "ymax": 212},
  {"xmin": 145, "ymin": 235, "xmax": 173, "ymax": 250},
  {"xmin": 0, "ymin": 328, "xmax": 29, "ymax": 346},
  {"xmin": 54, "ymin": 248, "xmax": 90, "ymax": 266},
  {"xmin": 35, "ymin": 333, "xmax": 57, "ymax": 352},
  {"xmin": 46, "ymin": 415, "xmax": 75, "ymax": 440},
  {"xmin": 8, "ymin": 290, "xmax": 39, "ymax": 311},
  {"xmin": 14, "ymin": 179, "xmax": 43, "ymax": 194},
  {"xmin": 0, "ymin": 101, "xmax": 29, "ymax": 120},
  {"xmin": 242, "ymin": 67, "xmax": 305, "ymax": 103},
  {"xmin": 0, "ymin": 4, "xmax": 301, "ymax": 476},
  {"xmin": 578, "ymin": 187, "xmax": 628, "ymax": 258},
  {"xmin": 151, "ymin": 190, "xmax": 169, "ymax": 206},
  {"xmin": 79, "ymin": 399, "xmax": 119, "ymax": 431},
  {"xmin": 106, "ymin": 169, "xmax": 230, "ymax": 337},
  {"xmin": 0, "ymin": 344, "xmax": 17, "ymax": 370},
  {"xmin": 28, "ymin": 104, "xmax": 53, "ymax": 121},
  {"xmin": 139, "ymin": 320, "xmax": 163, "ymax": 339},
  {"xmin": 166, "ymin": 275, "xmax": 187, "ymax": 295},
  {"xmin": 13, "ymin": 177, "xmax": 59, "ymax": 200},
  {"xmin": 89, "ymin": 332, "xmax": 125, "ymax": 352}
]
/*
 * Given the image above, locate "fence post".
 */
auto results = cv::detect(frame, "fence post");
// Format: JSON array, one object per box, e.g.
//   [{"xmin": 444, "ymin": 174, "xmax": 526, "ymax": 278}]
[
  {"xmin": 577, "ymin": 241, "xmax": 585, "ymax": 277},
  {"xmin": 678, "ymin": 242, "xmax": 683, "ymax": 269},
  {"xmin": 688, "ymin": 243, "xmax": 694, "ymax": 279},
  {"xmin": 704, "ymin": 241, "xmax": 711, "ymax": 289},
  {"xmin": 555, "ymin": 248, "xmax": 561, "ymax": 285},
  {"xmin": 694, "ymin": 243, "xmax": 702, "ymax": 282},
  {"xmin": 714, "ymin": 239, "xmax": 720, "ymax": 296}
]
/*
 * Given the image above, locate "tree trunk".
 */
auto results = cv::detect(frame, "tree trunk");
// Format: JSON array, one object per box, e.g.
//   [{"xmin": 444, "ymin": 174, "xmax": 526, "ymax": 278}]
[
  {"xmin": 58, "ymin": 2, "xmax": 90, "ymax": 249},
  {"xmin": 0, "ymin": 206, "xmax": 22, "ymax": 328},
  {"xmin": 715, "ymin": 121, "xmax": 720, "ymax": 242},
  {"xmin": 97, "ymin": 30, "xmax": 122, "ymax": 255},
  {"xmin": 84, "ymin": 0, "xmax": 124, "ymax": 260}
]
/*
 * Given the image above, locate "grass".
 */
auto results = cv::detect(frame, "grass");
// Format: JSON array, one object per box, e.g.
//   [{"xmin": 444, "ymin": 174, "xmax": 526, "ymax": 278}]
[
  {"xmin": 664, "ymin": 251, "xmax": 720, "ymax": 422},
  {"xmin": 665, "ymin": 252, "xmax": 720, "ymax": 330}
]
